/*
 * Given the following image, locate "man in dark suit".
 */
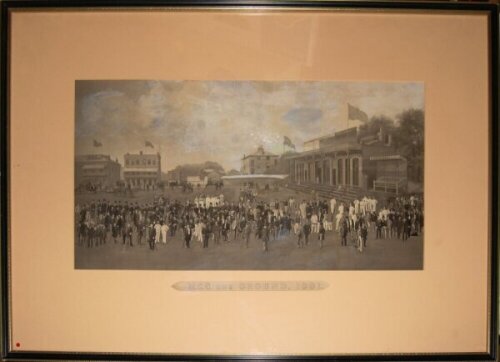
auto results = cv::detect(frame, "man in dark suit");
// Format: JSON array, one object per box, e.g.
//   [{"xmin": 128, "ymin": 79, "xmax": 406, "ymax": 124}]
[
  {"xmin": 339, "ymin": 217, "xmax": 348, "ymax": 246},
  {"xmin": 303, "ymin": 221, "xmax": 311, "ymax": 246},
  {"xmin": 202, "ymin": 221, "xmax": 210, "ymax": 248},
  {"xmin": 183, "ymin": 223, "xmax": 193, "ymax": 248},
  {"xmin": 262, "ymin": 224, "xmax": 270, "ymax": 252}
]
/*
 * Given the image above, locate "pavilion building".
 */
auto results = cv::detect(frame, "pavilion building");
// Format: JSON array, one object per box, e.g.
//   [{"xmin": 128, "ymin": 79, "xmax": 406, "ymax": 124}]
[{"xmin": 284, "ymin": 127, "xmax": 408, "ymax": 194}]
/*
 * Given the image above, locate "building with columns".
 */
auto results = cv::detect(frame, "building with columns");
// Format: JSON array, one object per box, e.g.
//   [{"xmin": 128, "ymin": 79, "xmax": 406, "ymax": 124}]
[
  {"xmin": 284, "ymin": 127, "xmax": 408, "ymax": 193},
  {"xmin": 123, "ymin": 151, "xmax": 161, "ymax": 190},
  {"xmin": 241, "ymin": 146, "xmax": 280, "ymax": 175}
]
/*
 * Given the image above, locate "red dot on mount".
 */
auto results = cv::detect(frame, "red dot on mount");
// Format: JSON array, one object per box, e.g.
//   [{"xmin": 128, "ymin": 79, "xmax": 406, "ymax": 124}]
[{"xmin": 15, "ymin": 342, "xmax": 20, "ymax": 347}]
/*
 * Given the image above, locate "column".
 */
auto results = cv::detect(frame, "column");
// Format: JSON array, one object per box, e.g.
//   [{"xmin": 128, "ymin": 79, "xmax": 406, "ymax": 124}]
[
  {"xmin": 330, "ymin": 158, "xmax": 335, "ymax": 186},
  {"xmin": 337, "ymin": 158, "xmax": 343, "ymax": 185},
  {"xmin": 350, "ymin": 157, "xmax": 354, "ymax": 187},
  {"xmin": 312, "ymin": 160, "xmax": 316, "ymax": 183},
  {"xmin": 329, "ymin": 158, "xmax": 333, "ymax": 186},
  {"xmin": 345, "ymin": 158, "xmax": 350, "ymax": 186}
]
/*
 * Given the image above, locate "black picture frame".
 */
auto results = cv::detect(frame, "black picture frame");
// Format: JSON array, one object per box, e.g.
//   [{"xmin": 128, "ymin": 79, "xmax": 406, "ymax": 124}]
[{"xmin": 1, "ymin": 0, "xmax": 498, "ymax": 360}]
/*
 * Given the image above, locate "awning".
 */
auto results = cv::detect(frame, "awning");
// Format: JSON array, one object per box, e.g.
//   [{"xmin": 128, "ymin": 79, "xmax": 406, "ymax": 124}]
[
  {"xmin": 123, "ymin": 168, "xmax": 158, "ymax": 173},
  {"xmin": 82, "ymin": 164, "xmax": 105, "ymax": 170},
  {"xmin": 285, "ymin": 143, "xmax": 362, "ymax": 159},
  {"xmin": 369, "ymin": 155, "xmax": 407, "ymax": 161},
  {"xmin": 221, "ymin": 174, "xmax": 289, "ymax": 181}
]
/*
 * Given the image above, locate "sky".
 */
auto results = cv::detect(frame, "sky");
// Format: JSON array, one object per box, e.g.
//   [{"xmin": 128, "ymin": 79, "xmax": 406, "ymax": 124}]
[{"xmin": 75, "ymin": 80, "xmax": 424, "ymax": 172}]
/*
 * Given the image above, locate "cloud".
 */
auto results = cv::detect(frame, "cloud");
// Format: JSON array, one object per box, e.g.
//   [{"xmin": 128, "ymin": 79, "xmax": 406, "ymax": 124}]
[
  {"xmin": 75, "ymin": 80, "xmax": 424, "ymax": 171},
  {"xmin": 283, "ymin": 107, "xmax": 323, "ymax": 125}
]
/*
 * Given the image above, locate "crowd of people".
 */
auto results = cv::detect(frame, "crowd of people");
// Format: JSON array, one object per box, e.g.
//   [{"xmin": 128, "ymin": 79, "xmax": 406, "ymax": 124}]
[
  {"xmin": 169, "ymin": 180, "xmax": 225, "ymax": 193},
  {"xmin": 75, "ymin": 190, "xmax": 424, "ymax": 254}
]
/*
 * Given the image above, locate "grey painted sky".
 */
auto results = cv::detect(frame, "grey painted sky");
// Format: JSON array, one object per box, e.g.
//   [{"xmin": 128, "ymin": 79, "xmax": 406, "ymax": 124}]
[{"xmin": 75, "ymin": 80, "xmax": 424, "ymax": 171}]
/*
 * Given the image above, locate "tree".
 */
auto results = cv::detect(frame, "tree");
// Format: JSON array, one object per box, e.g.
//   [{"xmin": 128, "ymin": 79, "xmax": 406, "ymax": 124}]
[
  {"xmin": 392, "ymin": 109, "xmax": 425, "ymax": 183},
  {"xmin": 359, "ymin": 115, "xmax": 395, "ymax": 135},
  {"xmin": 358, "ymin": 110, "xmax": 424, "ymax": 183}
]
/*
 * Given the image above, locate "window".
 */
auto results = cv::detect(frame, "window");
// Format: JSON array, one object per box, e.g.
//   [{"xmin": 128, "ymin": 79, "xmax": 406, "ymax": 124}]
[{"xmin": 266, "ymin": 156, "xmax": 270, "ymax": 160}]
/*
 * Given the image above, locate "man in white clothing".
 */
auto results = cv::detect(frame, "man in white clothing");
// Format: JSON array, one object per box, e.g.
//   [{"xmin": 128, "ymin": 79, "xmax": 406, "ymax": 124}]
[
  {"xmin": 330, "ymin": 198, "xmax": 337, "ymax": 215},
  {"xmin": 311, "ymin": 213, "xmax": 319, "ymax": 233},
  {"xmin": 338, "ymin": 203, "xmax": 344, "ymax": 215},
  {"xmin": 354, "ymin": 199, "xmax": 360, "ymax": 215},
  {"xmin": 299, "ymin": 201, "xmax": 307, "ymax": 220},
  {"xmin": 336, "ymin": 212, "xmax": 343, "ymax": 231},
  {"xmin": 349, "ymin": 203, "xmax": 355, "ymax": 217},
  {"xmin": 361, "ymin": 197, "xmax": 369, "ymax": 215},
  {"xmin": 160, "ymin": 222, "xmax": 169, "ymax": 244},
  {"xmin": 154, "ymin": 222, "xmax": 161, "ymax": 244}
]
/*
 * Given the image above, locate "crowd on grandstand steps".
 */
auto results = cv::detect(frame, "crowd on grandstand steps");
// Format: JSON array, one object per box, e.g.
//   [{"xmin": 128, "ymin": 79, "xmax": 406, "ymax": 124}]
[{"xmin": 75, "ymin": 190, "xmax": 423, "ymax": 253}]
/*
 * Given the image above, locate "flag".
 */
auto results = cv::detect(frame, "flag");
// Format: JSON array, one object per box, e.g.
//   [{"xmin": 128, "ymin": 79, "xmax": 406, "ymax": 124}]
[
  {"xmin": 145, "ymin": 140, "xmax": 154, "ymax": 148},
  {"xmin": 347, "ymin": 103, "xmax": 368, "ymax": 122},
  {"xmin": 283, "ymin": 136, "xmax": 296, "ymax": 149},
  {"xmin": 93, "ymin": 139, "xmax": 102, "ymax": 147}
]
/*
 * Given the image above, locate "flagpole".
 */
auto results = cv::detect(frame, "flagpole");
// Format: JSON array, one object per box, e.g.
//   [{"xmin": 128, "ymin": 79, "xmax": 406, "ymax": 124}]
[
  {"xmin": 158, "ymin": 143, "xmax": 163, "ymax": 174},
  {"xmin": 346, "ymin": 102, "xmax": 349, "ymax": 130}
]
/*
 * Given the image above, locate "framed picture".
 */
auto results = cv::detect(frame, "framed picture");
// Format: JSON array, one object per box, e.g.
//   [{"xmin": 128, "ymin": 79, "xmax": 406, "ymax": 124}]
[{"xmin": 1, "ymin": 0, "xmax": 498, "ymax": 360}]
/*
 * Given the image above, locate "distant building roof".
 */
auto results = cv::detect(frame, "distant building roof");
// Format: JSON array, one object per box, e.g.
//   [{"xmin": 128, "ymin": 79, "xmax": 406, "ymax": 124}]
[
  {"xmin": 75, "ymin": 154, "xmax": 113, "ymax": 162},
  {"xmin": 222, "ymin": 174, "xmax": 288, "ymax": 180},
  {"xmin": 359, "ymin": 134, "xmax": 379, "ymax": 145},
  {"xmin": 303, "ymin": 133, "xmax": 336, "ymax": 143},
  {"xmin": 227, "ymin": 169, "xmax": 242, "ymax": 176},
  {"xmin": 335, "ymin": 127, "xmax": 359, "ymax": 137},
  {"xmin": 242, "ymin": 146, "xmax": 278, "ymax": 159},
  {"xmin": 82, "ymin": 164, "xmax": 106, "ymax": 170},
  {"xmin": 123, "ymin": 168, "xmax": 159, "ymax": 172},
  {"xmin": 125, "ymin": 150, "xmax": 160, "ymax": 156},
  {"xmin": 285, "ymin": 142, "xmax": 362, "ymax": 159},
  {"xmin": 304, "ymin": 127, "xmax": 358, "ymax": 144},
  {"xmin": 303, "ymin": 125, "xmax": 396, "ymax": 150},
  {"xmin": 206, "ymin": 171, "xmax": 221, "ymax": 178},
  {"xmin": 369, "ymin": 155, "xmax": 407, "ymax": 161}
]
